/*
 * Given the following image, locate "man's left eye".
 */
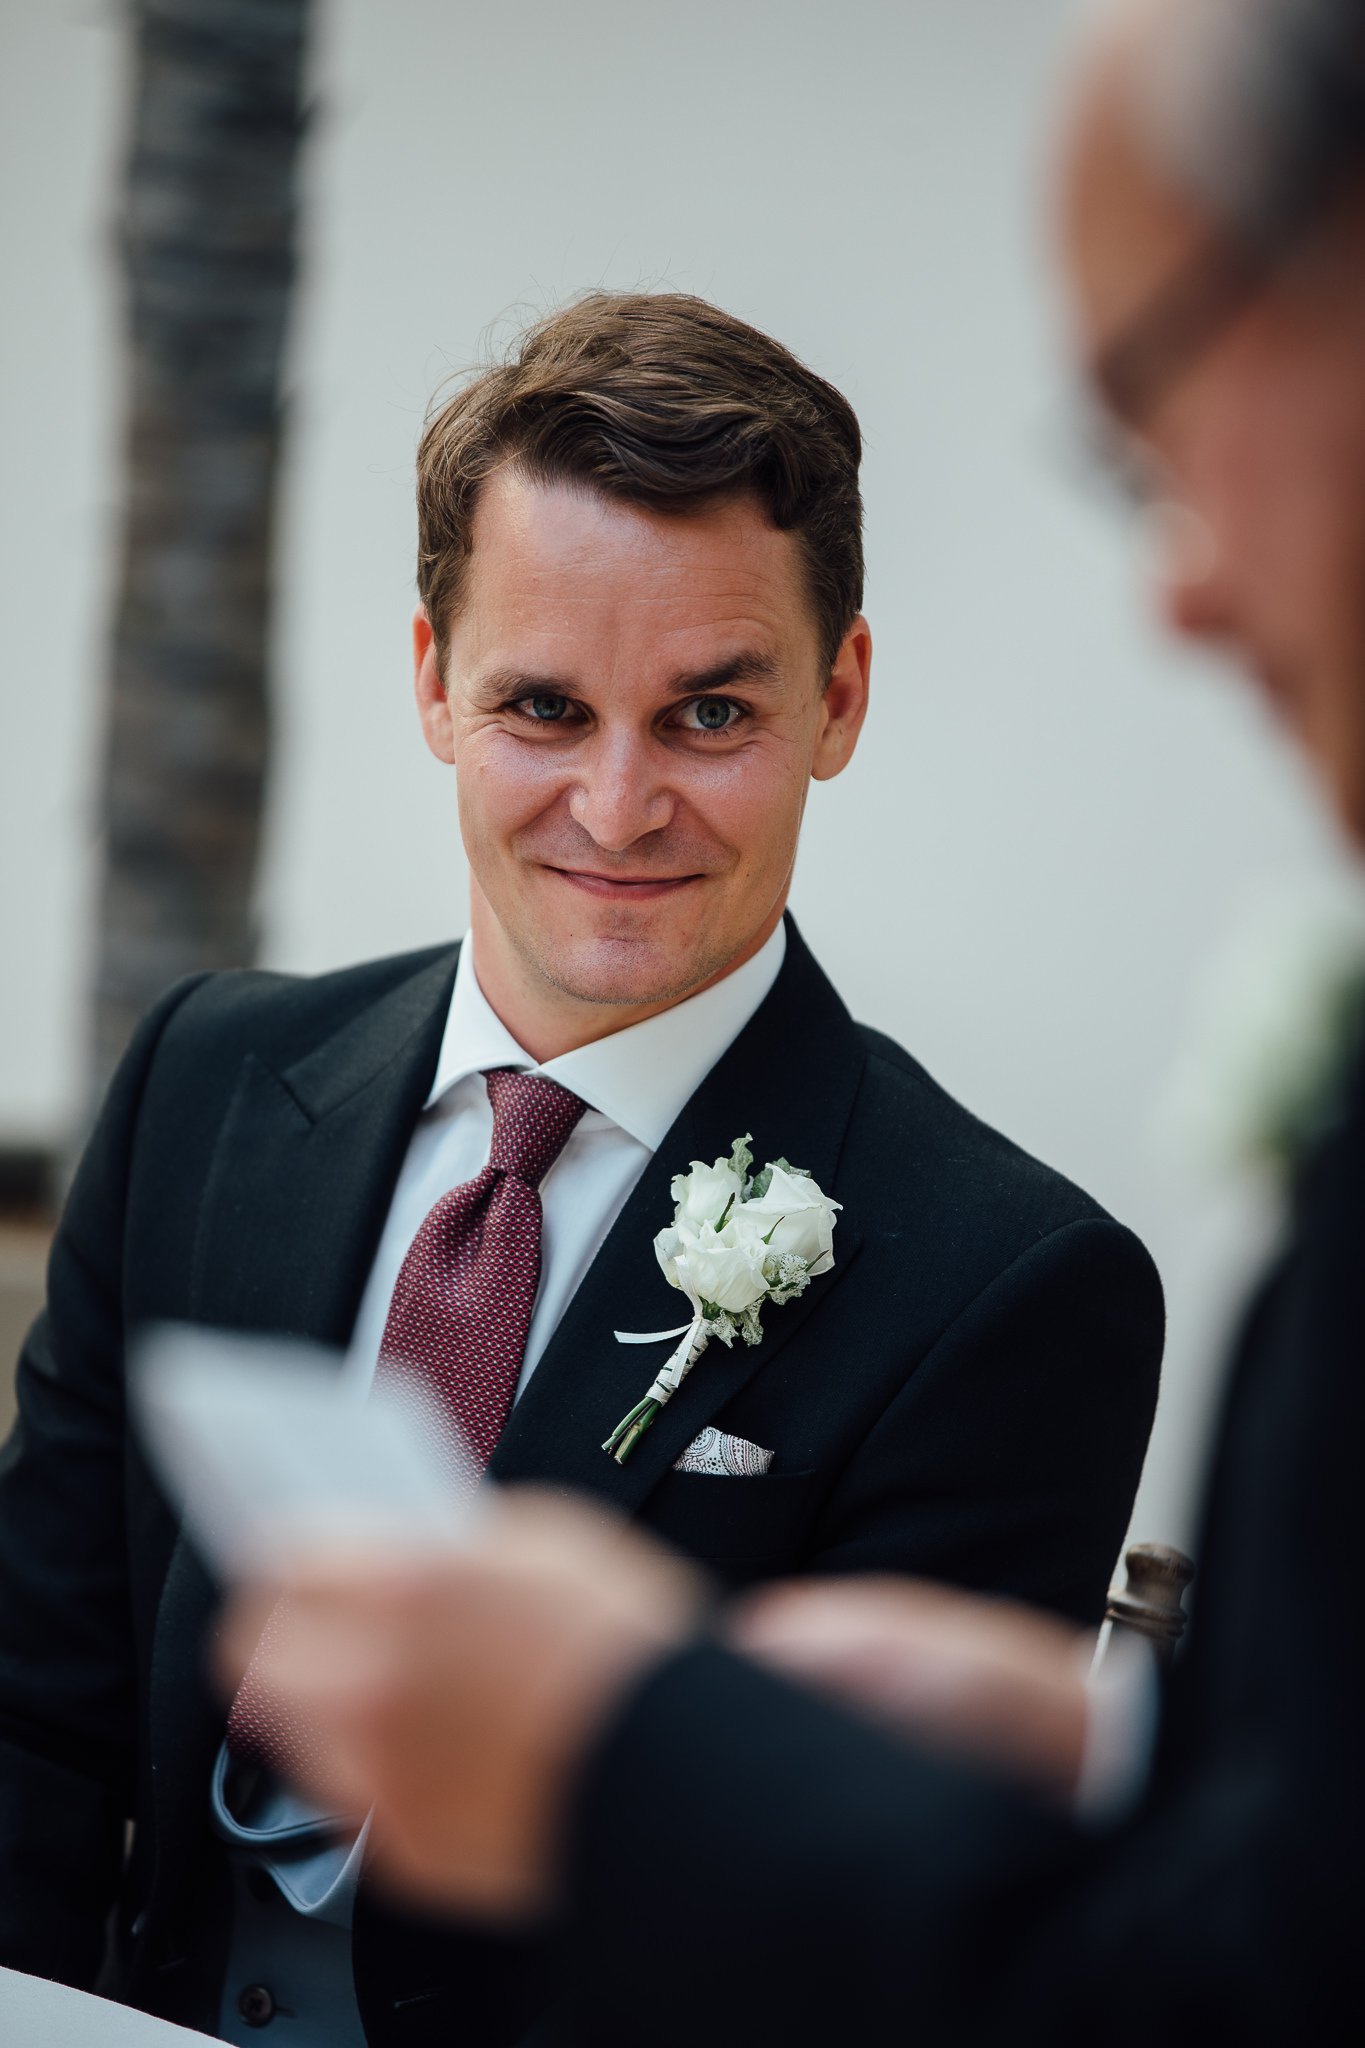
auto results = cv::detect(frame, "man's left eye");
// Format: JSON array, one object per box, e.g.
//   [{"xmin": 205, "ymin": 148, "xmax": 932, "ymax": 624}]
[{"xmin": 681, "ymin": 697, "xmax": 741, "ymax": 733}]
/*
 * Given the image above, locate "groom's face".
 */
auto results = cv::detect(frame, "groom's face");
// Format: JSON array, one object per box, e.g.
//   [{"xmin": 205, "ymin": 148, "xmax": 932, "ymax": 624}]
[{"xmin": 415, "ymin": 469, "xmax": 869, "ymax": 1014}]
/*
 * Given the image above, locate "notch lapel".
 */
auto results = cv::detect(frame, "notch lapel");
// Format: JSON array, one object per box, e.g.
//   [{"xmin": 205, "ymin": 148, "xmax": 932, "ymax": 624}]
[
  {"xmin": 187, "ymin": 949, "xmax": 458, "ymax": 1343},
  {"xmin": 148, "ymin": 946, "xmax": 459, "ymax": 1881},
  {"xmin": 489, "ymin": 923, "xmax": 866, "ymax": 1514}
]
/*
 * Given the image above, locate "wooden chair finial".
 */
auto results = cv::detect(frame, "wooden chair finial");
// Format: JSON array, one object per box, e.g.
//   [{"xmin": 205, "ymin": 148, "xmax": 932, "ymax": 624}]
[{"xmin": 1104, "ymin": 1541, "xmax": 1194, "ymax": 1663}]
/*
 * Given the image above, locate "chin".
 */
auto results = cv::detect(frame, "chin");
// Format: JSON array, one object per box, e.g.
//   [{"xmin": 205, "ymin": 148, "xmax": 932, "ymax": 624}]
[{"xmin": 529, "ymin": 929, "xmax": 731, "ymax": 1011}]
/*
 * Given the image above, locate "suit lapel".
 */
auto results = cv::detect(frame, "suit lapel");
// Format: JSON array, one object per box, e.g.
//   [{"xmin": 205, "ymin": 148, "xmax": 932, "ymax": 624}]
[
  {"xmin": 489, "ymin": 921, "xmax": 866, "ymax": 1513},
  {"xmin": 187, "ymin": 949, "xmax": 457, "ymax": 1344},
  {"xmin": 149, "ymin": 946, "xmax": 459, "ymax": 1862}
]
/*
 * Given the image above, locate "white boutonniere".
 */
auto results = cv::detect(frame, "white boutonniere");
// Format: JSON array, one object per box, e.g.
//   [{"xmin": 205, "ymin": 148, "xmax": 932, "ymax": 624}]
[{"xmin": 603, "ymin": 1133, "xmax": 841, "ymax": 1465}]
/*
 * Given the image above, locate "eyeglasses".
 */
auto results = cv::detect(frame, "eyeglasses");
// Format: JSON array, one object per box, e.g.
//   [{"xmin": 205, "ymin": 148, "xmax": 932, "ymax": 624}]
[
  {"xmin": 1049, "ymin": 231, "xmax": 1277, "ymax": 530},
  {"xmin": 1092, "ymin": 236, "xmax": 1272, "ymax": 428}
]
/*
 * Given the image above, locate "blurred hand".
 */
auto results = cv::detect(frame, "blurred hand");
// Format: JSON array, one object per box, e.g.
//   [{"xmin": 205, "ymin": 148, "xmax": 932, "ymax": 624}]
[
  {"xmin": 217, "ymin": 1490, "xmax": 705, "ymax": 1918},
  {"xmin": 729, "ymin": 1578, "xmax": 1092, "ymax": 1801}
]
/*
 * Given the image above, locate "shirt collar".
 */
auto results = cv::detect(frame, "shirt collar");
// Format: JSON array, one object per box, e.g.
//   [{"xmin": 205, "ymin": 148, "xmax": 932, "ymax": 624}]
[{"xmin": 425, "ymin": 920, "xmax": 788, "ymax": 1152}]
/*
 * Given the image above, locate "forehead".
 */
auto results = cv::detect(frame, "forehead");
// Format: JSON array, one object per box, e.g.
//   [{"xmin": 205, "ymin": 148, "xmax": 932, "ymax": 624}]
[
  {"xmin": 455, "ymin": 469, "xmax": 812, "ymax": 666},
  {"xmin": 1056, "ymin": 32, "xmax": 1214, "ymax": 366}
]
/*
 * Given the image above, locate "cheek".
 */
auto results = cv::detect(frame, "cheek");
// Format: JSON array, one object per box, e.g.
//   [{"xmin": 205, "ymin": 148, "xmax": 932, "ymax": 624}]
[
  {"xmin": 454, "ymin": 734, "xmax": 572, "ymax": 844},
  {"xmin": 680, "ymin": 741, "xmax": 810, "ymax": 862},
  {"xmin": 1294, "ymin": 466, "xmax": 1365, "ymax": 740},
  {"xmin": 1215, "ymin": 424, "xmax": 1365, "ymax": 800},
  {"xmin": 1241, "ymin": 371, "xmax": 1365, "ymax": 626},
  {"xmin": 1251, "ymin": 462, "xmax": 1365, "ymax": 659},
  {"xmin": 1193, "ymin": 407, "xmax": 1347, "ymax": 649}
]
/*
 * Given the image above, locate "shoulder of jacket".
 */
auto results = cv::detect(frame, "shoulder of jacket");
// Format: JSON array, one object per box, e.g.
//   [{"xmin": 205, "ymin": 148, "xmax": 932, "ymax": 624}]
[
  {"xmin": 150, "ymin": 942, "xmax": 457, "ymax": 1070},
  {"xmin": 850, "ymin": 1021, "xmax": 1115, "ymax": 1236}
]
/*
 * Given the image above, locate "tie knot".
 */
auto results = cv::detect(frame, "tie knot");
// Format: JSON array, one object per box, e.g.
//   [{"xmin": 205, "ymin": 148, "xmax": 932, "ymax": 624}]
[{"xmin": 483, "ymin": 1067, "xmax": 586, "ymax": 1188}]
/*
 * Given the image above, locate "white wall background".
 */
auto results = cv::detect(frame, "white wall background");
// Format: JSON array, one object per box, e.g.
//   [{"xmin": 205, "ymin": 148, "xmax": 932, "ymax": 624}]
[{"xmin": 2, "ymin": 0, "xmax": 1348, "ymax": 1554}]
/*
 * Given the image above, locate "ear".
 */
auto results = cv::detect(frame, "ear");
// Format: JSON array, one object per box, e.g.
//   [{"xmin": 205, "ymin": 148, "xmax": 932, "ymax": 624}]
[
  {"xmin": 811, "ymin": 616, "xmax": 872, "ymax": 782},
  {"xmin": 413, "ymin": 605, "xmax": 456, "ymax": 765}
]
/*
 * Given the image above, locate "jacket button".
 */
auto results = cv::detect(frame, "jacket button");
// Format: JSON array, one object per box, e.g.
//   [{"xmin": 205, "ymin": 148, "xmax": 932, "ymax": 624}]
[{"xmin": 237, "ymin": 1984, "xmax": 276, "ymax": 2028}]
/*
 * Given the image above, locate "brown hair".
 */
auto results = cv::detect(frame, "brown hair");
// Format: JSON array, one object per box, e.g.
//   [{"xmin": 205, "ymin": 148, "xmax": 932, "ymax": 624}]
[{"xmin": 416, "ymin": 291, "xmax": 864, "ymax": 669}]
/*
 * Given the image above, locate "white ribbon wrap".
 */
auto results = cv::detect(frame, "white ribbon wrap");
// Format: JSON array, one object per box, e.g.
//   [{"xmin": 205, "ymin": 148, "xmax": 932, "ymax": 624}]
[{"xmin": 613, "ymin": 1310, "xmax": 711, "ymax": 1409}]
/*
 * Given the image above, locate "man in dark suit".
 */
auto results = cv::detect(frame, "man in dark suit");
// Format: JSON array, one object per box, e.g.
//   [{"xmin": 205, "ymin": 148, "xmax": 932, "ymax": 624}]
[
  {"xmin": 217, "ymin": 3, "xmax": 1365, "ymax": 2041},
  {"xmin": 0, "ymin": 293, "xmax": 1161, "ymax": 2041}
]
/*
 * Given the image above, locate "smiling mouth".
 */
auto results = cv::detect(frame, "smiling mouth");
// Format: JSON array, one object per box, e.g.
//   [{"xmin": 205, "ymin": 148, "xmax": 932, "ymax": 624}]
[{"xmin": 543, "ymin": 867, "xmax": 705, "ymax": 901}]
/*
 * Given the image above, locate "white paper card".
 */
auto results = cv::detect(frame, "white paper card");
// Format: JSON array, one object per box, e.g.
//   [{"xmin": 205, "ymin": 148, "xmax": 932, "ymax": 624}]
[{"xmin": 132, "ymin": 1324, "xmax": 479, "ymax": 1580}]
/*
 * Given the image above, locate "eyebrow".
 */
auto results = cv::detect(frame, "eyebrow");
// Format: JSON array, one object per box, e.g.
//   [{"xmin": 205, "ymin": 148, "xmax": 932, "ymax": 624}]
[{"xmin": 474, "ymin": 651, "xmax": 782, "ymax": 701}]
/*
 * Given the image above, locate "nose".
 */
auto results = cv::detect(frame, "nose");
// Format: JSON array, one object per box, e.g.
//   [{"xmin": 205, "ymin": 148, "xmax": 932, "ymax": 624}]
[
  {"xmin": 567, "ymin": 728, "xmax": 676, "ymax": 852},
  {"xmin": 1149, "ymin": 500, "xmax": 1236, "ymax": 645}
]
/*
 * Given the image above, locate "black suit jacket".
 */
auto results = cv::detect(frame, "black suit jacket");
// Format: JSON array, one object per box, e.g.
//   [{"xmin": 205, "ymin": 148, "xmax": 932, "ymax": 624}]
[
  {"xmin": 556, "ymin": 1036, "xmax": 1365, "ymax": 2045},
  {"xmin": 0, "ymin": 921, "xmax": 1162, "ymax": 2040}
]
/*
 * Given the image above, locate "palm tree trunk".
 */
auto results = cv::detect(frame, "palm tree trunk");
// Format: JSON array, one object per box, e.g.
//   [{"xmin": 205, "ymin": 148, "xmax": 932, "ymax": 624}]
[{"xmin": 90, "ymin": 0, "xmax": 311, "ymax": 1116}]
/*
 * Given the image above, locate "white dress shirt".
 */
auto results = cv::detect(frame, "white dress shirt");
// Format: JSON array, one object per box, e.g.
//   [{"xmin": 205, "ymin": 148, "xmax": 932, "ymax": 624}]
[
  {"xmin": 346, "ymin": 918, "xmax": 787, "ymax": 1398},
  {"xmin": 211, "ymin": 920, "xmax": 787, "ymax": 2047}
]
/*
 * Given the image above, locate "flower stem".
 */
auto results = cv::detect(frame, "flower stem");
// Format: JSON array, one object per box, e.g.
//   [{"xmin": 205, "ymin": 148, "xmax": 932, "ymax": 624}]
[{"xmin": 602, "ymin": 1397, "xmax": 661, "ymax": 1464}]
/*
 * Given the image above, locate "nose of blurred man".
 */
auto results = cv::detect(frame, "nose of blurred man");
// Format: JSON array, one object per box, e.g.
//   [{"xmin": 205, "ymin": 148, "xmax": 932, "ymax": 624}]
[{"xmin": 1152, "ymin": 501, "xmax": 1236, "ymax": 647}]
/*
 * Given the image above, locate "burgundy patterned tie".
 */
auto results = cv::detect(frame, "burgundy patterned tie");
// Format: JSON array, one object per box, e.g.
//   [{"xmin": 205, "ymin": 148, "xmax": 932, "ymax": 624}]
[
  {"xmin": 373, "ymin": 1065, "xmax": 586, "ymax": 1468},
  {"xmin": 226, "ymin": 1066, "xmax": 586, "ymax": 1777}
]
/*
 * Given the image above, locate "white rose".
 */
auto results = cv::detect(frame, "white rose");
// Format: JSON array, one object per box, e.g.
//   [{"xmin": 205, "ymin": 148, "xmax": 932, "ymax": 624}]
[
  {"xmin": 740, "ymin": 1164, "xmax": 841, "ymax": 1275},
  {"xmin": 670, "ymin": 1157, "xmax": 746, "ymax": 1240},
  {"xmin": 717, "ymin": 1203, "xmax": 772, "ymax": 1252},
  {"xmin": 653, "ymin": 1223, "xmax": 689, "ymax": 1293},
  {"xmin": 675, "ymin": 1222, "xmax": 770, "ymax": 1314}
]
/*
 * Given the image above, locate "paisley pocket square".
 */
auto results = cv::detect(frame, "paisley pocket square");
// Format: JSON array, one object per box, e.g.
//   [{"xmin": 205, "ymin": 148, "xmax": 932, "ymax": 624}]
[{"xmin": 672, "ymin": 1426, "xmax": 774, "ymax": 1477}]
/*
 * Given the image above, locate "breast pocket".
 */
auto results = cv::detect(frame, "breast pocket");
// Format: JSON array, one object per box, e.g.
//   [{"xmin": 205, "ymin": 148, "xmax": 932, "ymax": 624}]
[{"xmin": 643, "ymin": 1467, "xmax": 826, "ymax": 1583}]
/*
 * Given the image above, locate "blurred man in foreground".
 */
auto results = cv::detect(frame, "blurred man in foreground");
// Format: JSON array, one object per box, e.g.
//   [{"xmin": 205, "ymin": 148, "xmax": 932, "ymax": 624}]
[{"xmin": 229, "ymin": 0, "xmax": 1365, "ymax": 2039}]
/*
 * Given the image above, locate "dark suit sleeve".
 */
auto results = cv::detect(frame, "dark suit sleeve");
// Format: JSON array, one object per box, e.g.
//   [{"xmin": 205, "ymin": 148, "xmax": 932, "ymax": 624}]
[
  {"xmin": 558, "ymin": 1643, "xmax": 1067, "ymax": 2047},
  {"xmin": 808, "ymin": 1217, "xmax": 1163, "ymax": 1624},
  {"xmin": 555, "ymin": 1104, "xmax": 1363, "ymax": 2048},
  {"xmin": 0, "ymin": 976, "xmax": 208, "ymax": 1986},
  {"xmin": 557, "ymin": 1642, "xmax": 1315, "ymax": 2048}
]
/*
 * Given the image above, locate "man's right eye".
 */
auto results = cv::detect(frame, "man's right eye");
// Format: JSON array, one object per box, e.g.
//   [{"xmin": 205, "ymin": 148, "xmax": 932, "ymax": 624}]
[{"xmin": 522, "ymin": 694, "xmax": 570, "ymax": 723}]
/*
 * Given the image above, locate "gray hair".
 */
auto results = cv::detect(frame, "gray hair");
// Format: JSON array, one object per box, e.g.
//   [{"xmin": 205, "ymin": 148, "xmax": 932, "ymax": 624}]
[{"xmin": 1136, "ymin": 0, "xmax": 1365, "ymax": 250}]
